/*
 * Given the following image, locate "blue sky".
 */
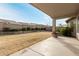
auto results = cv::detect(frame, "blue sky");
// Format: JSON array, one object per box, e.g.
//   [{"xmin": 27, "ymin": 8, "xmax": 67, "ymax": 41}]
[{"xmin": 0, "ymin": 3, "xmax": 67, "ymax": 26}]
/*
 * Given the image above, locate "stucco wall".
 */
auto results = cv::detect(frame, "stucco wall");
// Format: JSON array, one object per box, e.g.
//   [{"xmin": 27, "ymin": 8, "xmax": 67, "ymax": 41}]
[
  {"xmin": 0, "ymin": 19, "xmax": 51, "ymax": 32},
  {"xmin": 76, "ymin": 16, "xmax": 79, "ymax": 40},
  {"xmin": 0, "ymin": 22, "xmax": 4, "ymax": 31},
  {"xmin": 67, "ymin": 18, "xmax": 76, "ymax": 37}
]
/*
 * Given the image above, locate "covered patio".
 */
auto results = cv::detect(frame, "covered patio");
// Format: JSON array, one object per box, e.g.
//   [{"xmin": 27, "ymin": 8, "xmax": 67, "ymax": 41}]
[{"xmin": 32, "ymin": 3, "xmax": 79, "ymax": 38}]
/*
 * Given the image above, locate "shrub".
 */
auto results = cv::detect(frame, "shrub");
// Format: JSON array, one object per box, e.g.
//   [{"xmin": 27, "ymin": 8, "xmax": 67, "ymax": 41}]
[
  {"xmin": 40, "ymin": 28, "xmax": 46, "ymax": 31},
  {"xmin": 35, "ymin": 28, "xmax": 39, "ymax": 30},
  {"xmin": 60, "ymin": 27, "xmax": 73, "ymax": 37},
  {"xmin": 27, "ymin": 27, "xmax": 31, "ymax": 31},
  {"xmin": 21, "ymin": 28, "xmax": 27, "ymax": 31},
  {"xmin": 9, "ymin": 29, "xmax": 19, "ymax": 32}
]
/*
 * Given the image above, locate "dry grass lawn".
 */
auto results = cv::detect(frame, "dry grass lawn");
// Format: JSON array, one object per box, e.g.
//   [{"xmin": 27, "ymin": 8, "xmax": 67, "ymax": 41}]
[{"xmin": 0, "ymin": 32, "xmax": 51, "ymax": 56}]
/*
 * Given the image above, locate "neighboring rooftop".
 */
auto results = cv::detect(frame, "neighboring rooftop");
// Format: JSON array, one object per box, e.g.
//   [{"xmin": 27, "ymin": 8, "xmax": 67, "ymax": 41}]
[{"xmin": 0, "ymin": 19, "xmax": 51, "ymax": 26}]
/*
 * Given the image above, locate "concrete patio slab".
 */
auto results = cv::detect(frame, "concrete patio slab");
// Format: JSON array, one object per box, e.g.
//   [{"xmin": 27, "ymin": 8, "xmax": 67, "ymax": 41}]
[
  {"xmin": 29, "ymin": 37, "xmax": 76, "ymax": 56},
  {"xmin": 10, "ymin": 36, "xmax": 79, "ymax": 56},
  {"xmin": 10, "ymin": 48, "xmax": 42, "ymax": 56}
]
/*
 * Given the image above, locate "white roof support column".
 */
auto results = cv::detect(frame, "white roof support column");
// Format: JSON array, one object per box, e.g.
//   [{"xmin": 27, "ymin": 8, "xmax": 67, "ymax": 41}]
[{"xmin": 52, "ymin": 18, "xmax": 57, "ymax": 38}]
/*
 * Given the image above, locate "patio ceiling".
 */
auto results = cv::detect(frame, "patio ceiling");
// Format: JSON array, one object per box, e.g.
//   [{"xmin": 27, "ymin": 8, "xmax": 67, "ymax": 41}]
[{"xmin": 32, "ymin": 3, "xmax": 79, "ymax": 19}]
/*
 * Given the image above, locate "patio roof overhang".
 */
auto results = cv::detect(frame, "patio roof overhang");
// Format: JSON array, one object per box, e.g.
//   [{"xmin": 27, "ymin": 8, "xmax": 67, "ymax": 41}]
[{"xmin": 32, "ymin": 3, "xmax": 79, "ymax": 19}]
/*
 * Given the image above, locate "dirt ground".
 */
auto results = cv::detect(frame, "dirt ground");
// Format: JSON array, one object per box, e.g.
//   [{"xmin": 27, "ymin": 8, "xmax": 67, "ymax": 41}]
[{"xmin": 0, "ymin": 32, "xmax": 51, "ymax": 56}]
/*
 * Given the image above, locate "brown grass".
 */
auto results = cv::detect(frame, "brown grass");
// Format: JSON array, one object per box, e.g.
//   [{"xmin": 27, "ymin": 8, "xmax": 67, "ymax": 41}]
[{"xmin": 0, "ymin": 32, "xmax": 51, "ymax": 56}]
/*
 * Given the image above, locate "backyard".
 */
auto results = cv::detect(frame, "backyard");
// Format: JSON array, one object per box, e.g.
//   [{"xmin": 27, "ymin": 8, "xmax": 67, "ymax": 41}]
[{"xmin": 0, "ymin": 32, "xmax": 51, "ymax": 56}]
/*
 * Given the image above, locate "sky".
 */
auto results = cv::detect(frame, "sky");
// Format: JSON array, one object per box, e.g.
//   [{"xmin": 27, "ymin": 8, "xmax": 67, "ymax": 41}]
[{"xmin": 0, "ymin": 3, "xmax": 67, "ymax": 26}]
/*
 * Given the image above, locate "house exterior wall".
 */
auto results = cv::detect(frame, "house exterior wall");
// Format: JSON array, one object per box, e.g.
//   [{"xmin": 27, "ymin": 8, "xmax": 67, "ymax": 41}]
[
  {"xmin": 0, "ymin": 19, "xmax": 51, "ymax": 32},
  {"xmin": 67, "ymin": 18, "xmax": 76, "ymax": 37},
  {"xmin": 9, "ymin": 24, "xmax": 22, "ymax": 30},
  {"xmin": 67, "ymin": 16, "xmax": 79, "ymax": 40},
  {"xmin": 76, "ymin": 16, "xmax": 79, "ymax": 40},
  {"xmin": 2, "ymin": 22, "xmax": 22, "ymax": 30},
  {"xmin": 0, "ymin": 22, "xmax": 4, "ymax": 31}
]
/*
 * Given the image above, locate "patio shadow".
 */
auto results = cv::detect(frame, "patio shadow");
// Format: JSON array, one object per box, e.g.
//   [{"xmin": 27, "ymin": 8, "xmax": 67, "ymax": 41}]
[{"xmin": 56, "ymin": 37, "xmax": 79, "ymax": 56}]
